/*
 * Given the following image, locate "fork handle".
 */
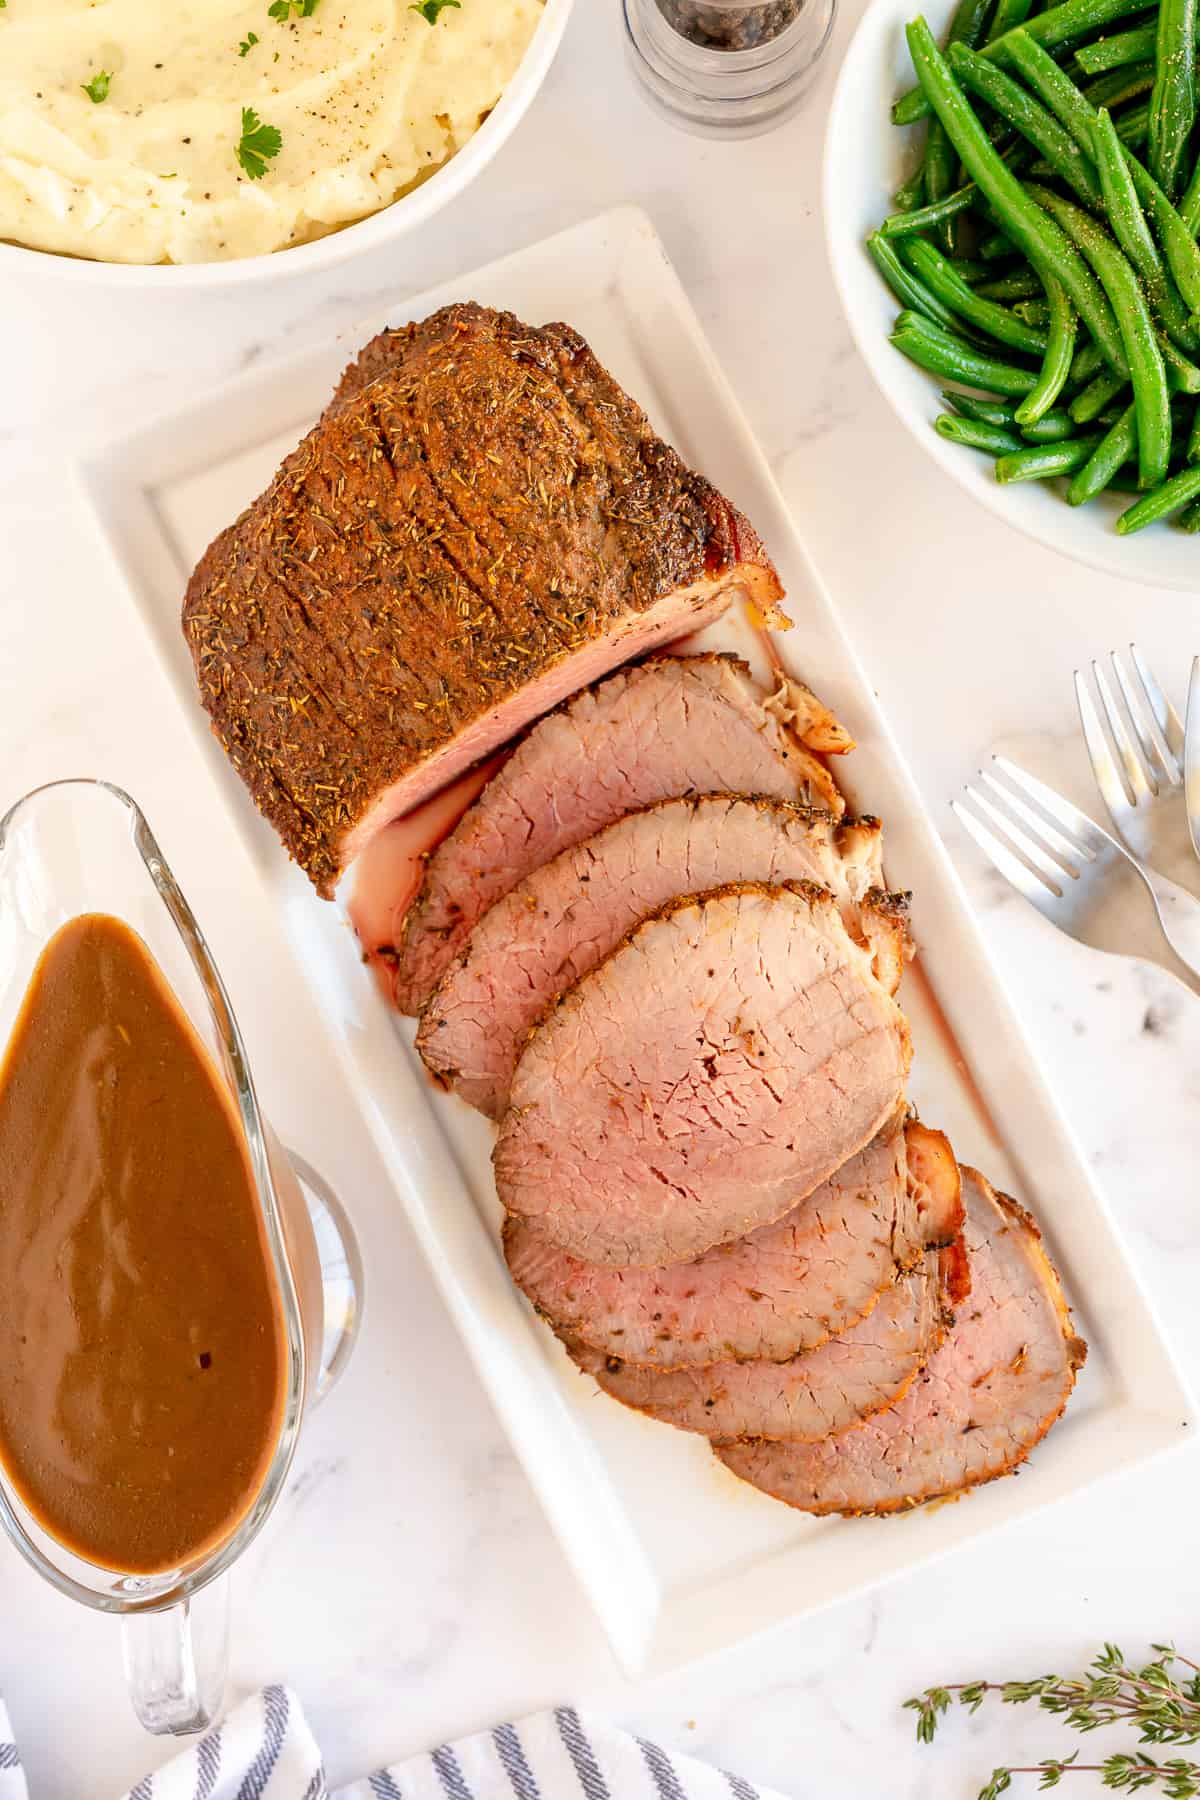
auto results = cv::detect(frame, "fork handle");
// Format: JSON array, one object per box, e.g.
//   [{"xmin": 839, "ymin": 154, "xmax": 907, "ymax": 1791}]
[
  {"xmin": 1157, "ymin": 946, "xmax": 1200, "ymax": 1002},
  {"xmin": 1140, "ymin": 866, "xmax": 1200, "ymax": 995}
]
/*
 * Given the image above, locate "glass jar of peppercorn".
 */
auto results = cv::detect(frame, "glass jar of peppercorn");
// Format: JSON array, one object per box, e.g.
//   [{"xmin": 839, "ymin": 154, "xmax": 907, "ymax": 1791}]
[{"xmin": 623, "ymin": 0, "xmax": 836, "ymax": 133}]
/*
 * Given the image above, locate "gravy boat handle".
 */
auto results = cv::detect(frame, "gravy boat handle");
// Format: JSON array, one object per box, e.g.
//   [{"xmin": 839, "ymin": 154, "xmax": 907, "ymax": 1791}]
[{"xmin": 122, "ymin": 1582, "xmax": 229, "ymax": 1736}]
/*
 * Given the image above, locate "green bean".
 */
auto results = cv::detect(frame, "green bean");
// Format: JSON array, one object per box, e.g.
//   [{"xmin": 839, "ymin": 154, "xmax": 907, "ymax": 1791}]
[
  {"xmin": 1008, "ymin": 28, "xmax": 1106, "ymax": 142},
  {"xmin": 1177, "ymin": 493, "xmax": 1200, "ymax": 525},
  {"xmin": 1116, "ymin": 101, "xmax": 1151, "ymax": 144},
  {"xmin": 882, "ymin": 182, "xmax": 975, "ymax": 236},
  {"xmin": 903, "ymin": 237, "xmax": 1051, "ymax": 351},
  {"xmin": 1092, "ymin": 108, "xmax": 1200, "ymax": 352},
  {"xmin": 948, "ymin": 42, "xmax": 1106, "ymax": 203},
  {"xmin": 893, "ymin": 167, "xmax": 927, "ymax": 212},
  {"xmin": 921, "ymin": 0, "xmax": 1000, "ymax": 247},
  {"xmin": 1125, "ymin": 159, "xmax": 1200, "ymax": 316},
  {"xmin": 1016, "ymin": 274, "xmax": 1078, "ymax": 420},
  {"xmin": 976, "ymin": 268, "xmax": 1049, "ymax": 297},
  {"xmin": 880, "ymin": 139, "xmax": 1034, "ymax": 236},
  {"xmin": 1188, "ymin": 403, "xmax": 1200, "ymax": 459},
  {"xmin": 948, "ymin": 256, "xmax": 993, "ymax": 280},
  {"xmin": 1001, "ymin": 32, "xmax": 1200, "ymax": 324},
  {"xmin": 1180, "ymin": 154, "xmax": 1200, "ymax": 230},
  {"xmin": 1116, "ymin": 460, "xmax": 1200, "ymax": 526},
  {"xmin": 906, "ymin": 19, "xmax": 1128, "ymax": 372},
  {"xmin": 1075, "ymin": 21, "xmax": 1157, "ymax": 70},
  {"xmin": 1015, "ymin": 297, "xmax": 1054, "ymax": 323},
  {"xmin": 1083, "ymin": 59, "xmax": 1156, "ymax": 105},
  {"xmin": 1028, "ymin": 182, "xmax": 1169, "ymax": 483},
  {"xmin": 1022, "ymin": 405, "xmax": 1084, "ymax": 436},
  {"xmin": 941, "ymin": 389, "xmax": 1021, "ymax": 423},
  {"xmin": 925, "ymin": 123, "xmax": 961, "ymax": 248},
  {"xmin": 891, "ymin": 309, "xmax": 1040, "ymax": 391},
  {"xmin": 1071, "ymin": 367, "xmax": 1131, "ymax": 416},
  {"xmin": 868, "ymin": 233, "xmax": 987, "ymax": 337},
  {"xmin": 894, "ymin": 0, "xmax": 1148, "ymax": 124},
  {"xmin": 991, "ymin": 0, "xmax": 1036, "ymax": 33},
  {"xmin": 1066, "ymin": 402, "xmax": 1138, "ymax": 499},
  {"xmin": 980, "ymin": 228, "xmax": 1016, "ymax": 257},
  {"xmin": 995, "ymin": 436, "xmax": 1103, "ymax": 478},
  {"xmin": 1070, "ymin": 339, "xmax": 1106, "ymax": 382},
  {"xmin": 937, "ymin": 412, "xmax": 1027, "ymax": 452},
  {"xmin": 1158, "ymin": 330, "xmax": 1200, "ymax": 388},
  {"xmin": 1149, "ymin": 0, "xmax": 1198, "ymax": 197}
]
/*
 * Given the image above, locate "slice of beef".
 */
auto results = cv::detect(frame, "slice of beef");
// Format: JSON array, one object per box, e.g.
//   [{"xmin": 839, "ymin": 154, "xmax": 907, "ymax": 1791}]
[
  {"xmin": 181, "ymin": 304, "xmax": 786, "ymax": 898},
  {"xmin": 416, "ymin": 794, "xmax": 910, "ymax": 1118},
  {"xmin": 503, "ymin": 1112, "xmax": 953, "ymax": 1367},
  {"xmin": 569, "ymin": 1249, "xmax": 951, "ymax": 1443},
  {"xmin": 494, "ymin": 883, "xmax": 913, "ymax": 1268},
  {"xmin": 717, "ymin": 1167, "xmax": 1087, "ymax": 1516},
  {"xmin": 391, "ymin": 652, "xmax": 847, "ymax": 1014}
]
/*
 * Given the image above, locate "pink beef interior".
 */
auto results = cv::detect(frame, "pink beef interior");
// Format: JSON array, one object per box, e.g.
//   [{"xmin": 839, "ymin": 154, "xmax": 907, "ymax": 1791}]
[{"xmin": 494, "ymin": 884, "xmax": 913, "ymax": 1268}]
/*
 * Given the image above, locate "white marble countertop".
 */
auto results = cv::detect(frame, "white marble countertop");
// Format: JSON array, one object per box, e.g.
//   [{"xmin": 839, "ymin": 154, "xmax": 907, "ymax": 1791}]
[{"xmin": 2, "ymin": 4, "xmax": 1200, "ymax": 1796}]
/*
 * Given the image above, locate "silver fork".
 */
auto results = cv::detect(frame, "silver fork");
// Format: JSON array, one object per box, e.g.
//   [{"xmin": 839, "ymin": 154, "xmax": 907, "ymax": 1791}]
[
  {"xmin": 1073, "ymin": 646, "xmax": 1195, "ymax": 889},
  {"xmin": 953, "ymin": 755, "xmax": 1200, "ymax": 1000}
]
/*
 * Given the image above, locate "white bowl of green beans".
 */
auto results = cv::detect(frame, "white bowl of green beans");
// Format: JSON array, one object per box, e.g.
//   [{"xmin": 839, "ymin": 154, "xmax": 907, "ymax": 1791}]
[{"xmin": 824, "ymin": 0, "xmax": 1200, "ymax": 588}]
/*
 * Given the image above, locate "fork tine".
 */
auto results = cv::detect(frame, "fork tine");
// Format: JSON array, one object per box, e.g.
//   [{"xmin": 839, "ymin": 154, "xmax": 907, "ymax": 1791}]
[
  {"xmin": 952, "ymin": 799, "xmax": 1060, "ymax": 918},
  {"xmin": 1093, "ymin": 660, "xmax": 1154, "ymax": 801},
  {"xmin": 1113, "ymin": 648, "xmax": 1180, "ymax": 786},
  {"xmin": 1131, "ymin": 643, "xmax": 1185, "ymax": 756},
  {"xmin": 991, "ymin": 753, "xmax": 1118, "ymax": 858},
  {"xmin": 978, "ymin": 769, "xmax": 1082, "ymax": 868},
  {"xmin": 1075, "ymin": 670, "xmax": 1134, "ymax": 827},
  {"xmin": 965, "ymin": 784, "xmax": 1069, "ymax": 892}
]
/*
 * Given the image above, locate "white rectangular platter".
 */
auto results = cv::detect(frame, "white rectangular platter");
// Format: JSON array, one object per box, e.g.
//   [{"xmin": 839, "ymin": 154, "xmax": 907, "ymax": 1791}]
[{"xmin": 75, "ymin": 205, "xmax": 1194, "ymax": 1678}]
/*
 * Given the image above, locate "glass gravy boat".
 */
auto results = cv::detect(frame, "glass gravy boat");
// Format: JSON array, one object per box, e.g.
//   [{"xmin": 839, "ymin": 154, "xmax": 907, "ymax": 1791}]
[{"xmin": 0, "ymin": 779, "xmax": 361, "ymax": 1735}]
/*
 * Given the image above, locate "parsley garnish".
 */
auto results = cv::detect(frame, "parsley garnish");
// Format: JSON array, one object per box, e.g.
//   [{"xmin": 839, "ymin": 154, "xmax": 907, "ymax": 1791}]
[
  {"xmin": 410, "ymin": 0, "xmax": 461, "ymax": 19},
  {"xmin": 238, "ymin": 30, "xmax": 259, "ymax": 54},
  {"xmin": 82, "ymin": 69, "xmax": 112, "ymax": 104},
  {"xmin": 235, "ymin": 106, "xmax": 282, "ymax": 180},
  {"xmin": 268, "ymin": 0, "xmax": 319, "ymax": 19}
]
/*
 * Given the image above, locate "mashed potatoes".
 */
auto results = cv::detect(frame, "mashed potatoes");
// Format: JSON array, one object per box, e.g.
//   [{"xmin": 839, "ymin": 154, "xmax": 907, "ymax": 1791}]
[{"xmin": 0, "ymin": 0, "xmax": 544, "ymax": 264}]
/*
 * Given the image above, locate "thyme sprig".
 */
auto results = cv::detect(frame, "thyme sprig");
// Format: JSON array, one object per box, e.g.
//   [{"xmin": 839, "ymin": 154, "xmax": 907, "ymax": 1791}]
[{"xmin": 907, "ymin": 1644, "xmax": 1200, "ymax": 1796}]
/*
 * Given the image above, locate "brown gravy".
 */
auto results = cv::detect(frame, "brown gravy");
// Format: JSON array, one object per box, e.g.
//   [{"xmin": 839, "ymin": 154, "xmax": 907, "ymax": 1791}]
[{"xmin": 0, "ymin": 914, "xmax": 287, "ymax": 1575}]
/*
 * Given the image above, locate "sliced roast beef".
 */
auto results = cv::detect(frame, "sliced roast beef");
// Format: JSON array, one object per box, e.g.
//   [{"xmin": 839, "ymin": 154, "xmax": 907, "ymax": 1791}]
[
  {"xmin": 391, "ymin": 653, "xmax": 848, "ymax": 1014},
  {"xmin": 417, "ymin": 794, "xmax": 910, "ymax": 1118},
  {"xmin": 503, "ymin": 1112, "xmax": 955, "ymax": 1367},
  {"xmin": 717, "ymin": 1167, "xmax": 1086, "ymax": 1516},
  {"xmin": 494, "ymin": 883, "xmax": 913, "ymax": 1268},
  {"xmin": 570, "ymin": 1250, "xmax": 951, "ymax": 1443},
  {"xmin": 181, "ymin": 305, "xmax": 786, "ymax": 898}
]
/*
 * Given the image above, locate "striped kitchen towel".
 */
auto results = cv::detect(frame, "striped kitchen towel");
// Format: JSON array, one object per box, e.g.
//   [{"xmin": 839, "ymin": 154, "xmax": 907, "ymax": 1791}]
[
  {"xmin": 1, "ymin": 1686, "xmax": 789, "ymax": 1799},
  {"xmin": 338, "ymin": 1703, "xmax": 781, "ymax": 1800},
  {"xmin": 0, "ymin": 1702, "xmax": 22, "ymax": 1800}
]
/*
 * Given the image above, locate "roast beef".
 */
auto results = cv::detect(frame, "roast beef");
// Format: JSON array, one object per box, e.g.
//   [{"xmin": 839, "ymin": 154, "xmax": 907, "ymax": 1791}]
[
  {"xmin": 181, "ymin": 305, "xmax": 786, "ymax": 897},
  {"xmin": 417, "ymin": 794, "xmax": 911, "ymax": 1118},
  {"xmin": 503, "ymin": 1113, "xmax": 957, "ymax": 1368},
  {"xmin": 717, "ymin": 1167, "xmax": 1086, "ymax": 1516},
  {"xmin": 494, "ymin": 883, "xmax": 913, "ymax": 1267},
  {"xmin": 391, "ymin": 652, "xmax": 850, "ymax": 1014},
  {"xmin": 569, "ymin": 1250, "xmax": 951, "ymax": 1443}
]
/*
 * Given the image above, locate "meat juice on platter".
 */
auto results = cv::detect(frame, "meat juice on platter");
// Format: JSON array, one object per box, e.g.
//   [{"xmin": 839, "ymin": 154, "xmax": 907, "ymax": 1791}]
[
  {"xmin": 181, "ymin": 302, "xmax": 1086, "ymax": 1519},
  {"xmin": 0, "ymin": 914, "xmax": 287, "ymax": 1575}
]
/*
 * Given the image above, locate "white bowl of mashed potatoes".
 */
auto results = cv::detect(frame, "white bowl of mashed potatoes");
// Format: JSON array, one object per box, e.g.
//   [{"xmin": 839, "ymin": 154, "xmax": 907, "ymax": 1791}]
[{"xmin": 0, "ymin": 0, "xmax": 571, "ymax": 281}]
